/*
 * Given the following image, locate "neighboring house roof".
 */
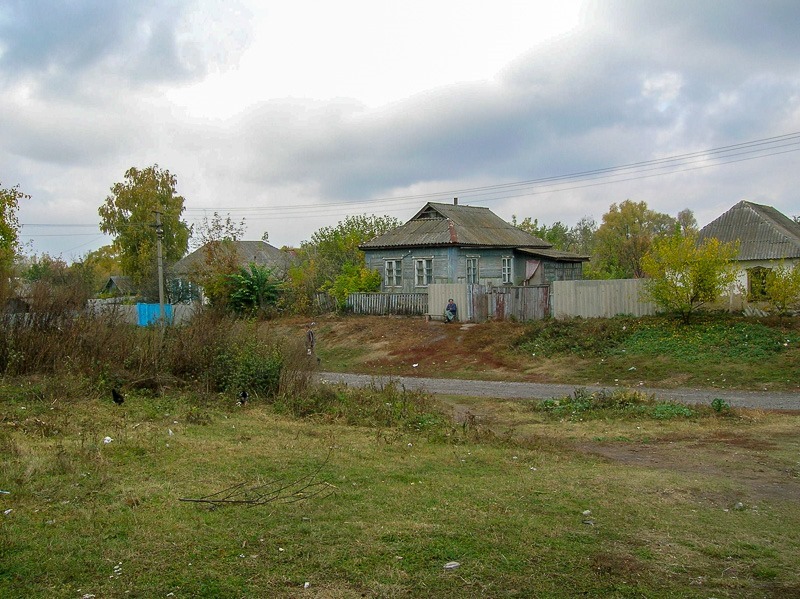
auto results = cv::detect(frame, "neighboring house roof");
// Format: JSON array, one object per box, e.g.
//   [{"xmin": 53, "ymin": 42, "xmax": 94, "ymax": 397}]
[
  {"xmin": 172, "ymin": 240, "xmax": 293, "ymax": 276},
  {"xmin": 698, "ymin": 201, "xmax": 800, "ymax": 261},
  {"xmin": 517, "ymin": 247, "xmax": 591, "ymax": 262},
  {"xmin": 361, "ymin": 202, "xmax": 552, "ymax": 250},
  {"xmin": 102, "ymin": 275, "xmax": 136, "ymax": 295}
]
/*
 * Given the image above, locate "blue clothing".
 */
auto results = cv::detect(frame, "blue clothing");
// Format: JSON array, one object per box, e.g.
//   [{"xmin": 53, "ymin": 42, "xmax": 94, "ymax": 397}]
[{"xmin": 445, "ymin": 301, "xmax": 457, "ymax": 322}]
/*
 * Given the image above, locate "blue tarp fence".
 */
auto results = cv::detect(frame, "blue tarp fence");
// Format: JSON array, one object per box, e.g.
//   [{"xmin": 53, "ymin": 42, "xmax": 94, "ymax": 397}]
[{"xmin": 136, "ymin": 303, "xmax": 173, "ymax": 326}]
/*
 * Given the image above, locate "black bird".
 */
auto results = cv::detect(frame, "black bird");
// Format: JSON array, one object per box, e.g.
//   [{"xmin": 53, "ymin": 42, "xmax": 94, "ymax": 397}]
[
  {"xmin": 237, "ymin": 390, "xmax": 248, "ymax": 406},
  {"xmin": 111, "ymin": 388, "xmax": 125, "ymax": 405}
]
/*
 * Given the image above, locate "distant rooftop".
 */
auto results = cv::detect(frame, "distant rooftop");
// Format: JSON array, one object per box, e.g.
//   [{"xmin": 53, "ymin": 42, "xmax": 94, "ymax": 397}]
[{"xmin": 698, "ymin": 200, "xmax": 800, "ymax": 261}]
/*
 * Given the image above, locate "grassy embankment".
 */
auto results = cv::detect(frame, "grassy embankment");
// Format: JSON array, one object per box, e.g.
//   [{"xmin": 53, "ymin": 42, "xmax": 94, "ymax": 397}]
[{"xmin": 313, "ymin": 313, "xmax": 800, "ymax": 391}]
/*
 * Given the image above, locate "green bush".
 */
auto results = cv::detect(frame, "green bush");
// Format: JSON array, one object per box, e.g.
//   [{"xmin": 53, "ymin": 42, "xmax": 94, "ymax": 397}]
[
  {"xmin": 517, "ymin": 316, "xmax": 638, "ymax": 357},
  {"xmin": 274, "ymin": 379, "xmax": 444, "ymax": 429},
  {"xmin": 537, "ymin": 388, "xmax": 700, "ymax": 421}
]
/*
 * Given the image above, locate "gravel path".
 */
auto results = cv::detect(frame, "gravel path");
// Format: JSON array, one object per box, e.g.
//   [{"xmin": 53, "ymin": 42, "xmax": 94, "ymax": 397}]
[{"xmin": 319, "ymin": 372, "xmax": 800, "ymax": 411}]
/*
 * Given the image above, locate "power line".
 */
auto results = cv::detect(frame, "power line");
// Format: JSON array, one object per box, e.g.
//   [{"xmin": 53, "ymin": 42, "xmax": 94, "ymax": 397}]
[{"xmin": 21, "ymin": 131, "xmax": 800, "ymax": 230}]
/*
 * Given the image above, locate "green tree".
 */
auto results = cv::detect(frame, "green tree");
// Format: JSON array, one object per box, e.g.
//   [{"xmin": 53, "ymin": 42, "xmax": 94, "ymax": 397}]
[
  {"xmin": 1, "ymin": 182, "xmax": 28, "ymax": 298},
  {"xmin": 227, "ymin": 263, "xmax": 281, "ymax": 317},
  {"xmin": 641, "ymin": 231, "xmax": 738, "ymax": 323},
  {"xmin": 98, "ymin": 165, "xmax": 191, "ymax": 296},
  {"xmin": 328, "ymin": 263, "xmax": 381, "ymax": 310},
  {"xmin": 80, "ymin": 244, "xmax": 122, "ymax": 290},
  {"xmin": 763, "ymin": 262, "xmax": 800, "ymax": 316},
  {"xmin": 180, "ymin": 212, "xmax": 252, "ymax": 307},
  {"xmin": 189, "ymin": 211, "xmax": 246, "ymax": 251},
  {"xmin": 590, "ymin": 200, "xmax": 678, "ymax": 279},
  {"xmin": 511, "ymin": 215, "xmax": 597, "ymax": 254},
  {"xmin": 286, "ymin": 214, "xmax": 400, "ymax": 313},
  {"xmin": 676, "ymin": 208, "xmax": 698, "ymax": 234}
]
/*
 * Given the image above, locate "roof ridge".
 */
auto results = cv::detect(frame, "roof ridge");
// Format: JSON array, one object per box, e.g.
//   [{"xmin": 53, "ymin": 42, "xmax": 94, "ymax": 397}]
[{"xmin": 745, "ymin": 202, "xmax": 800, "ymax": 247}]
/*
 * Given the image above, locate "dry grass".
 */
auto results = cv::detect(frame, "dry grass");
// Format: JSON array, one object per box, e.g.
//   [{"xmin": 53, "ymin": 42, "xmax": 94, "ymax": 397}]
[{"xmin": 2, "ymin": 384, "xmax": 800, "ymax": 597}]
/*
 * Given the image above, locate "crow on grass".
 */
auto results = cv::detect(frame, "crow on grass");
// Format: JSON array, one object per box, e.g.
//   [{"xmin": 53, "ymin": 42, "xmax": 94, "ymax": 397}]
[{"xmin": 111, "ymin": 388, "xmax": 125, "ymax": 405}]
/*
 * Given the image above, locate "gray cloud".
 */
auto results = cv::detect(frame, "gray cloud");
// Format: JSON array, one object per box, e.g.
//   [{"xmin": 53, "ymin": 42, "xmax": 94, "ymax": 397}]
[
  {"xmin": 6, "ymin": 0, "xmax": 800, "ymax": 258},
  {"xmin": 0, "ymin": 0, "xmax": 250, "ymax": 92}
]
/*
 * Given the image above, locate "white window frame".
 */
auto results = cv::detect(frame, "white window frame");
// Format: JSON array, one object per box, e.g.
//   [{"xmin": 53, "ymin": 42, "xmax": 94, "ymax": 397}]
[
  {"xmin": 501, "ymin": 256, "xmax": 513, "ymax": 284},
  {"xmin": 415, "ymin": 257, "xmax": 433, "ymax": 287},
  {"xmin": 384, "ymin": 259, "xmax": 402, "ymax": 287},
  {"xmin": 466, "ymin": 256, "xmax": 479, "ymax": 284}
]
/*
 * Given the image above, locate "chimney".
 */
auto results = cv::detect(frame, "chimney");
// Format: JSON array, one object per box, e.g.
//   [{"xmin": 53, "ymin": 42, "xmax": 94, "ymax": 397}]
[{"xmin": 453, "ymin": 197, "xmax": 458, "ymax": 206}]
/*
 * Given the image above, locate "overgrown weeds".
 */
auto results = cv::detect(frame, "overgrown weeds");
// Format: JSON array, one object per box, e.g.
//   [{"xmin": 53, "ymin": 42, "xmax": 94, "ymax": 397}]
[{"xmin": 535, "ymin": 387, "xmax": 731, "ymax": 421}]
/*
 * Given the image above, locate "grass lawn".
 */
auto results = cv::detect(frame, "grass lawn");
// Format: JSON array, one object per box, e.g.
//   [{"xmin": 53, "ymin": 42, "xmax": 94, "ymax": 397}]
[{"xmin": 2, "ymin": 383, "xmax": 799, "ymax": 598}]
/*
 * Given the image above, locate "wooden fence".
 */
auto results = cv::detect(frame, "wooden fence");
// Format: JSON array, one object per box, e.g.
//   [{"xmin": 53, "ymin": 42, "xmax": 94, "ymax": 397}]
[
  {"xmin": 345, "ymin": 279, "xmax": 660, "ymax": 322},
  {"xmin": 551, "ymin": 279, "xmax": 656, "ymax": 319},
  {"xmin": 347, "ymin": 292, "xmax": 428, "ymax": 315},
  {"xmin": 346, "ymin": 284, "xmax": 549, "ymax": 322},
  {"xmin": 484, "ymin": 285, "xmax": 550, "ymax": 321}
]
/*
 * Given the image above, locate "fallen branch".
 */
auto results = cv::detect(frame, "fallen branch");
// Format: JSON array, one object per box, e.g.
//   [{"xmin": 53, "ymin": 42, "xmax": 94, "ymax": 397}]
[{"xmin": 179, "ymin": 449, "xmax": 336, "ymax": 506}]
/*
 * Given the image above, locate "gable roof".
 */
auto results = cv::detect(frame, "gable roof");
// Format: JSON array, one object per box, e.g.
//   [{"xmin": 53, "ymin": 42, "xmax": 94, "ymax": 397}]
[
  {"xmin": 172, "ymin": 240, "xmax": 292, "ymax": 276},
  {"xmin": 360, "ymin": 202, "xmax": 551, "ymax": 250},
  {"xmin": 698, "ymin": 201, "xmax": 800, "ymax": 261},
  {"xmin": 102, "ymin": 275, "xmax": 136, "ymax": 295}
]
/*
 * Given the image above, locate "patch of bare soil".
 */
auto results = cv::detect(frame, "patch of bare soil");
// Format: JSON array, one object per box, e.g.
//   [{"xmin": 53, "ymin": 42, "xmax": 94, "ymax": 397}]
[
  {"xmin": 579, "ymin": 436, "xmax": 800, "ymax": 504},
  {"xmin": 308, "ymin": 315, "xmax": 533, "ymax": 379}
]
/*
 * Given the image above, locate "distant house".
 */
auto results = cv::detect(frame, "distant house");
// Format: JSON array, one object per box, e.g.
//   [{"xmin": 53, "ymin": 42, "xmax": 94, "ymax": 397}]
[
  {"xmin": 698, "ymin": 200, "xmax": 800, "ymax": 301},
  {"xmin": 101, "ymin": 275, "xmax": 136, "ymax": 297},
  {"xmin": 171, "ymin": 240, "xmax": 295, "ymax": 302},
  {"xmin": 360, "ymin": 200, "xmax": 589, "ymax": 293}
]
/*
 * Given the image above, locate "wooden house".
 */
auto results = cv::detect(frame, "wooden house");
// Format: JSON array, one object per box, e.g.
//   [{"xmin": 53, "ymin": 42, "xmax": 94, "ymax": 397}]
[{"xmin": 360, "ymin": 200, "xmax": 589, "ymax": 293}]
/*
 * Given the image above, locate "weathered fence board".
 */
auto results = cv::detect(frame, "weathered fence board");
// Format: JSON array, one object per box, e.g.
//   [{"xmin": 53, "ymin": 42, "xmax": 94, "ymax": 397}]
[
  {"xmin": 486, "ymin": 285, "xmax": 550, "ymax": 321},
  {"xmin": 551, "ymin": 279, "xmax": 656, "ymax": 319}
]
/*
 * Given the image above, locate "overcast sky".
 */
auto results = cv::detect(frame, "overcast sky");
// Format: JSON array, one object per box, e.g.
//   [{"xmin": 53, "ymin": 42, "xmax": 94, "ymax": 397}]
[{"xmin": 2, "ymin": 0, "xmax": 799, "ymax": 260}]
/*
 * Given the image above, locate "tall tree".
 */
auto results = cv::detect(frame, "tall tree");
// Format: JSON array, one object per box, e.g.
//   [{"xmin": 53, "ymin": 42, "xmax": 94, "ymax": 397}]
[
  {"xmin": 98, "ymin": 165, "xmax": 191, "ymax": 294},
  {"xmin": 676, "ymin": 208, "xmax": 698, "ymax": 234},
  {"xmin": 0, "ymin": 182, "xmax": 28, "ymax": 299},
  {"xmin": 181, "ymin": 212, "xmax": 250, "ymax": 308},
  {"xmin": 641, "ymin": 231, "xmax": 738, "ymax": 323},
  {"xmin": 512, "ymin": 215, "xmax": 597, "ymax": 254},
  {"xmin": 285, "ymin": 214, "xmax": 400, "ymax": 313},
  {"xmin": 189, "ymin": 211, "xmax": 246, "ymax": 251},
  {"xmin": 590, "ymin": 200, "xmax": 678, "ymax": 279}
]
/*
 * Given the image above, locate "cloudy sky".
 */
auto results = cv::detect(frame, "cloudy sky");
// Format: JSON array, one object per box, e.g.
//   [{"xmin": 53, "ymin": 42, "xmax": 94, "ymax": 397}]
[{"xmin": 2, "ymin": 0, "xmax": 799, "ymax": 260}]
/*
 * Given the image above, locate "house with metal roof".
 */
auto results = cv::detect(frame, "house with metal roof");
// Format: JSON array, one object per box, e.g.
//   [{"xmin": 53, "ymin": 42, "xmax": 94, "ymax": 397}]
[
  {"xmin": 170, "ymin": 240, "xmax": 295, "ymax": 303},
  {"xmin": 698, "ymin": 200, "xmax": 800, "ymax": 300},
  {"xmin": 360, "ymin": 200, "xmax": 589, "ymax": 293}
]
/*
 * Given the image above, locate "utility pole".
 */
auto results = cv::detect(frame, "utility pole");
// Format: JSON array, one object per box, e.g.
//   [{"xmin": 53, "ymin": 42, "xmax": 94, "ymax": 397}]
[{"xmin": 154, "ymin": 210, "xmax": 166, "ymax": 328}]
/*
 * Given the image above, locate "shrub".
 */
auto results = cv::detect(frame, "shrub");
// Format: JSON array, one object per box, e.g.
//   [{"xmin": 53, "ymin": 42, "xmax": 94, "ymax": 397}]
[{"xmin": 536, "ymin": 388, "xmax": 698, "ymax": 421}]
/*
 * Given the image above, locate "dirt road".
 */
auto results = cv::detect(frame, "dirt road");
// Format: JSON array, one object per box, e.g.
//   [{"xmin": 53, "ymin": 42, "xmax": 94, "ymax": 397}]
[{"xmin": 319, "ymin": 371, "xmax": 800, "ymax": 411}]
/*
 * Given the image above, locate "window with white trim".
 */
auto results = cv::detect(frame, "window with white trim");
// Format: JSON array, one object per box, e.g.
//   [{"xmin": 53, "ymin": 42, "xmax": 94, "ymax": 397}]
[
  {"xmin": 415, "ymin": 258, "xmax": 433, "ymax": 286},
  {"xmin": 384, "ymin": 260, "xmax": 402, "ymax": 287},
  {"xmin": 466, "ymin": 257, "xmax": 479, "ymax": 284},
  {"xmin": 501, "ymin": 256, "xmax": 513, "ymax": 284}
]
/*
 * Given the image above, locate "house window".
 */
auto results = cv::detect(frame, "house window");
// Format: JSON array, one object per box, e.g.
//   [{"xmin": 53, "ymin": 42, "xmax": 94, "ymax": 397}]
[
  {"xmin": 415, "ymin": 258, "xmax": 433, "ymax": 286},
  {"xmin": 747, "ymin": 267, "xmax": 769, "ymax": 300},
  {"xmin": 466, "ymin": 257, "xmax": 479, "ymax": 284},
  {"xmin": 384, "ymin": 260, "xmax": 402, "ymax": 287},
  {"xmin": 501, "ymin": 256, "xmax": 513, "ymax": 284}
]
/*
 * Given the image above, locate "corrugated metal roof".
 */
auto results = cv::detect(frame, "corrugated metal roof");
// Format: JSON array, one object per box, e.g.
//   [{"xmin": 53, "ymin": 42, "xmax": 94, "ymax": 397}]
[
  {"xmin": 361, "ymin": 202, "xmax": 551, "ymax": 249},
  {"xmin": 517, "ymin": 247, "xmax": 591, "ymax": 261},
  {"xmin": 698, "ymin": 201, "xmax": 800, "ymax": 261},
  {"xmin": 172, "ymin": 240, "xmax": 294, "ymax": 275}
]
